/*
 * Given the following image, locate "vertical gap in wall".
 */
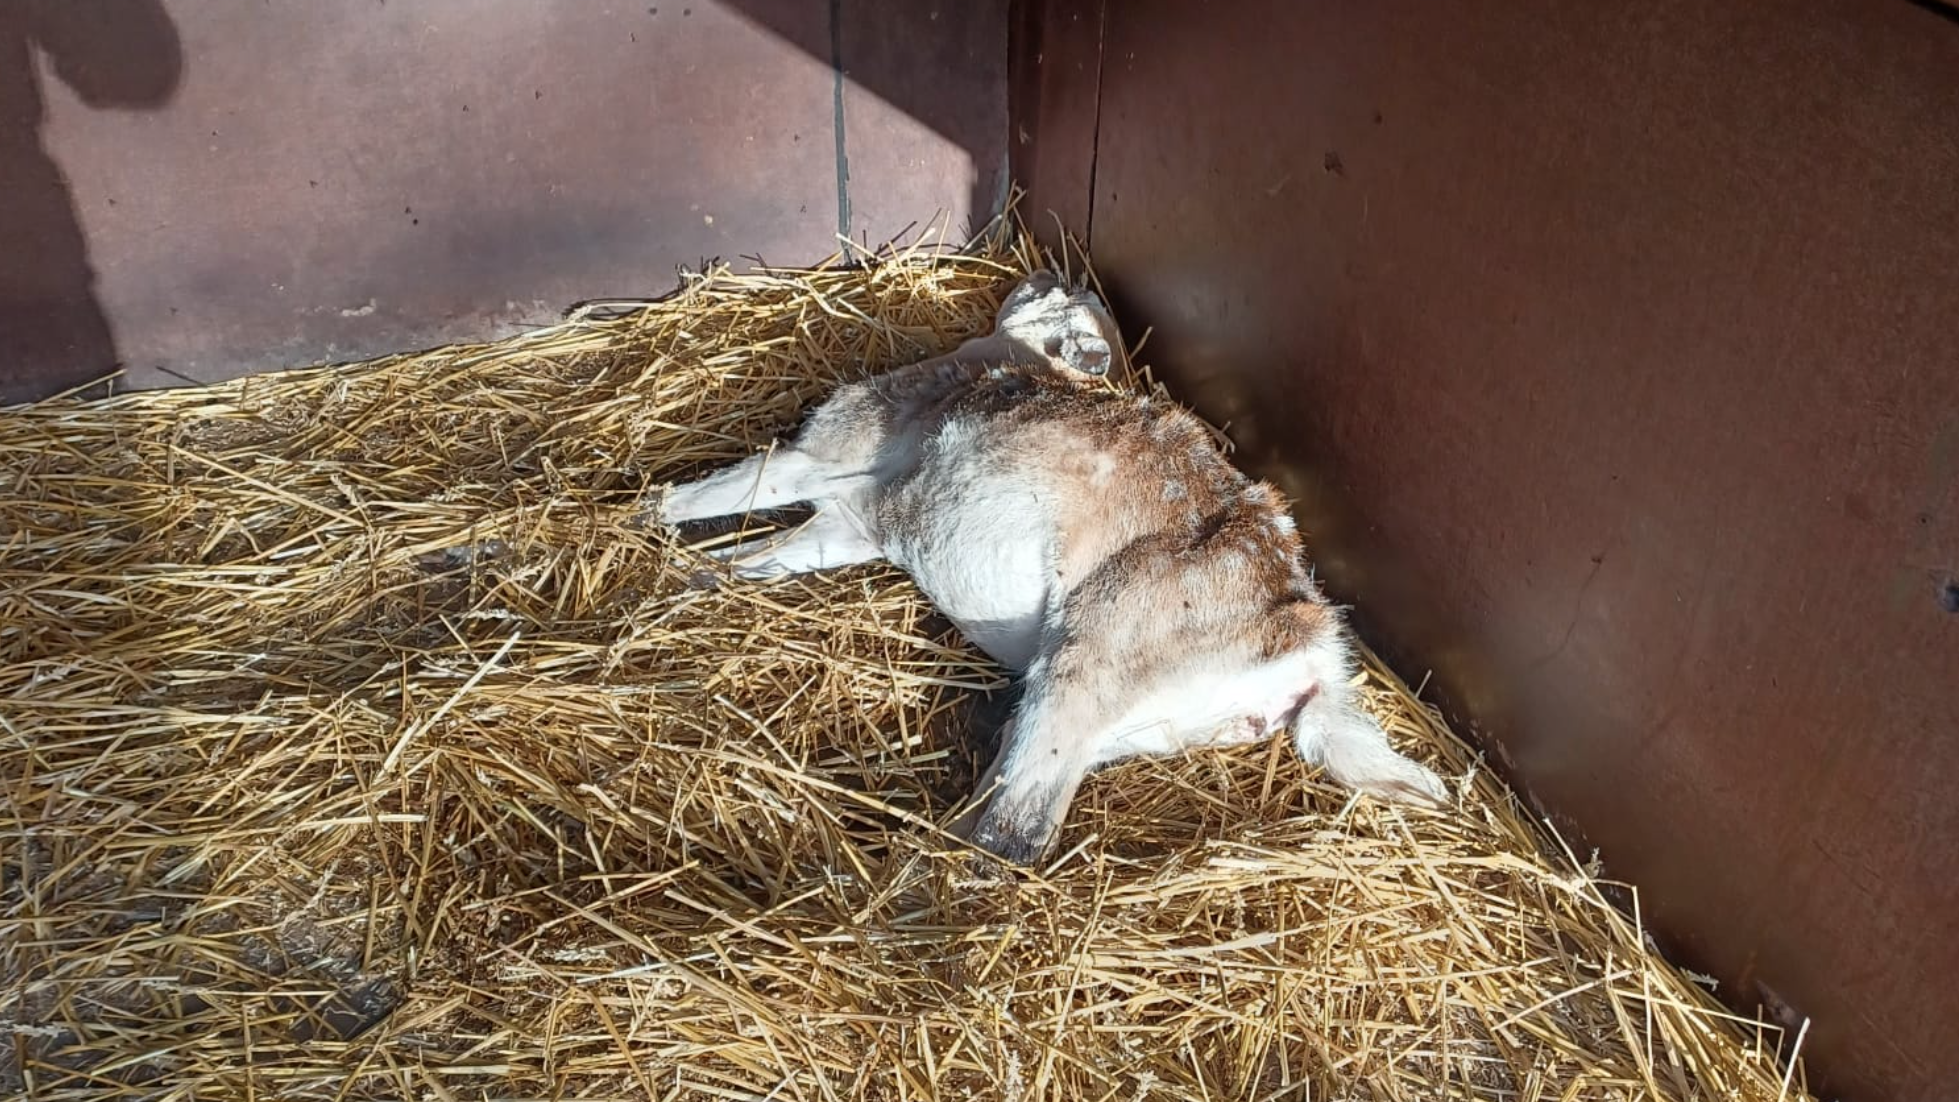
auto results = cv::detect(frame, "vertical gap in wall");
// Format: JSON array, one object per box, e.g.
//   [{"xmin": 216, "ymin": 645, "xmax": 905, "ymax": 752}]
[
  {"xmin": 1003, "ymin": 0, "xmax": 1042, "ymax": 230},
  {"xmin": 985, "ymin": 5, "xmax": 1015, "ymax": 234},
  {"xmin": 828, "ymin": 0, "xmax": 853, "ymax": 243},
  {"xmin": 1080, "ymin": 0, "xmax": 1109, "ymax": 248}
]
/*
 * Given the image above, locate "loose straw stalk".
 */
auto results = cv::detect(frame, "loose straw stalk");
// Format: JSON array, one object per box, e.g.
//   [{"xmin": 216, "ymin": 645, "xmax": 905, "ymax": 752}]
[{"xmin": 0, "ymin": 221, "xmax": 1812, "ymax": 1101}]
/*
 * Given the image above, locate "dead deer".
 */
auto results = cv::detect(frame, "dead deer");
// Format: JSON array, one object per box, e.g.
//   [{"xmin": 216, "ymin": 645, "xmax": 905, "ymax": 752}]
[{"xmin": 655, "ymin": 271, "xmax": 1449, "ymax": 865}]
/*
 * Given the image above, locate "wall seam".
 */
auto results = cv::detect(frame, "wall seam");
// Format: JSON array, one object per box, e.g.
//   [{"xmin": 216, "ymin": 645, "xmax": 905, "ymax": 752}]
[{"xmin": 828, "ymin": 0, "xmax": 852, "ymax": 243}]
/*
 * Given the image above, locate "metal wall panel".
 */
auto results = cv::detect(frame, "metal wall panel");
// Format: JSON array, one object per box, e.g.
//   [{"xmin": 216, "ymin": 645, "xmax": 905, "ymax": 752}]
[
  {"xmin": 0, "ymin": 0, "xmax": 1005, "ymax": 404},
  {"xmin": 1017, "ymin": 2, "xmax": 1959, "ymax": 1098}
]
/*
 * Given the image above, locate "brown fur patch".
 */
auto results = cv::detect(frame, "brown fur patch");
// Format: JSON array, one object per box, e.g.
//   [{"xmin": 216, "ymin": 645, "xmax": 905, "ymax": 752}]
[
  {"xmin": 916, "ymin": 369, "xmax": 1339, "ymax": 669},
  {"xmin": 1259, "ymin": 599, "xmax": 1335, "ymax": 660}
]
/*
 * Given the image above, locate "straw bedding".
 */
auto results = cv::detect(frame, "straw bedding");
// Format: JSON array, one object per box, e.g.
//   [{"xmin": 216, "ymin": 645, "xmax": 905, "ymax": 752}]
[{"xmin": 1, "ymin": 227, "xmax": 1811, "ymax": 1101}]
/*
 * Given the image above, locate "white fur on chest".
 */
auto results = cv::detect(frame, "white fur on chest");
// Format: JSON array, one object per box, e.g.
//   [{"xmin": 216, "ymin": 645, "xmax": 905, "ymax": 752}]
[{"xmin": 877, "ymin": 422, "xmax": 1058, "ymax": 672}]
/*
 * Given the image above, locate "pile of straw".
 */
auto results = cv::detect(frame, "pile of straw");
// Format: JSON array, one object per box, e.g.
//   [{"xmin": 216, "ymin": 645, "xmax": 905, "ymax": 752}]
[{"xmin": 1, "ymin": 227, "xmax": 1812, "ymax": 1101}]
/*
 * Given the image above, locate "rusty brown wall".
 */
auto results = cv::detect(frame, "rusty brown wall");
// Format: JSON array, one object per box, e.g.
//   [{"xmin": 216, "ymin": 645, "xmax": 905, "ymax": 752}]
[
  {"xmin": 0, "ymin": 0, "xmax": 1005, "ymax": 404},
  {"xmin": 1016, "ymin": 1, "xmax": 1959, "ymax": 1099}
]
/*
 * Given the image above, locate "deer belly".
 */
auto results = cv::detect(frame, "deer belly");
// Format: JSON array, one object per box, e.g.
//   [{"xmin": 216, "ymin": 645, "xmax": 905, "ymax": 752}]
[{"xmin": 878, "ymin": 475, "xmax": 1055, "ymax": 673}]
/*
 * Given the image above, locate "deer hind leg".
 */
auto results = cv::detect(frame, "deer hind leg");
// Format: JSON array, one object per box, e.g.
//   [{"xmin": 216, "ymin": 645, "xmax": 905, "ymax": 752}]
[
  {"xmin": 950, "ymin": 661, "xmax": 1219, "ymax": 862},
  {"xmin": 959, "ymin": 646, "xmax": 1450, "ymax": 865},
  {"xmin": 956, "ymin": 541, "xmax": 1237, "ymax": 864},
  {"xmin": 944, "ymin": 715, "xmax": 1013, "ymax": 844},
  {"xmin": 961, "ymin": 649, "xmax": 1121, "ymax": 865},
  {"xmin": 960, "ymin": 636, "xmax": 1294, "ymax": 863},
  {"xmin": 954, "ymin": 598, "xmax": 1215, "ymax": 863}
]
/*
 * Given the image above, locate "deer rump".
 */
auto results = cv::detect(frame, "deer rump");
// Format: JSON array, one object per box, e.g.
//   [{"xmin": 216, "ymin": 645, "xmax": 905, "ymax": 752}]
[{"xmin": 656, "ymin": 272, "xmax": 1448, "ymax": 866}]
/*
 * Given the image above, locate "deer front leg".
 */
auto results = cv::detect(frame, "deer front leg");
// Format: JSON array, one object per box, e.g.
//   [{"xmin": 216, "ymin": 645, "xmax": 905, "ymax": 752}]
[
  {"xmin": 658, "ymin": 382, "xmax": 891, "ymax": 527},
  {"xmin": 658, "ymin": 446, "xmax": 843, "ymax": 525},
  {"xmin": 706, "ymin": 505, "xmax": 885, "ymax": 580}
]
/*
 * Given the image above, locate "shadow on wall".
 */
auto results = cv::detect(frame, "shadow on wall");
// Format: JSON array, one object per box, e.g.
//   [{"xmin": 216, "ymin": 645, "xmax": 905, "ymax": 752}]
[
  {"xmin": 0, "ymin": 0, "xmax": 182, "ymax": 406},
  {"xmin": 726, "ymin": 0, "xmax": 1008, "ymax": 244}
]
